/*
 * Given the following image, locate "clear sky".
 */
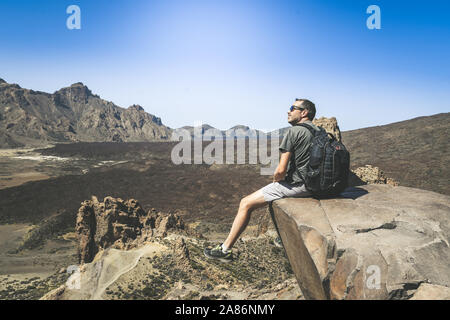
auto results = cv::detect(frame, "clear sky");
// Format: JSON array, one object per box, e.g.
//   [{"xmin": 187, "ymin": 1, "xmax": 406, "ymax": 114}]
[{"xmin": 0, "ymin": 0, "xmax": 449, "ymax": 132}]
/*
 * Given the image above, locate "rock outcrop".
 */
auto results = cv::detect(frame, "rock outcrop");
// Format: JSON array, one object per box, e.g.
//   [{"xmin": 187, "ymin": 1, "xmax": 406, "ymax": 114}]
[
  {"xmin": 277, "ymin": 117, "xmax": 342, "ymax": 142},
  {"xmin": 76, "ymin": 196, "xmax": 189, "ymax": 264},
  {"xmin": 173, "ymin": 237, "xmax": 191, "ymax": 269},
  {"xmin": 349, "ymin": 165, "xmax": 399, "ymax": 187},
  {"xmin": 269, "ymin": 184, "xmax": 450, "ymax": 300},
  {"xmin": 351, "ymin": 165, "xmax": 399, "ymax": 186},
  {"xmin": 0, "ymin": 80, "xmax": 171, "ymax": 148},
  {"xmin": 43, "ymin": 200, "xmax": 301, "ymax": 300},
  {"xmin": 313, "ymin": 117, "xmax": 342, "ymax": 142},
  {"xmin": 410, "ymin": 283, "xmax": 450, "ymax": 300}
]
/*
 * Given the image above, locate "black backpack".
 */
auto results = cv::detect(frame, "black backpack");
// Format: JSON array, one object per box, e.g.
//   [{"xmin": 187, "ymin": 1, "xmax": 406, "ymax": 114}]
[{"xmin": 297, "ymin": 123, "xmax": 350, "ymax": 198}]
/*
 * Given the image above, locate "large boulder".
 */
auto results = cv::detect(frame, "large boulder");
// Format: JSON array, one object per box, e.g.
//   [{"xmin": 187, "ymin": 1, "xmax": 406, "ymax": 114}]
[
  {"xmin": 269, "ymin": 184, "xmax": 450, "ymax": 300},
  {"xmin": 76, "ymin": 196, "xmax": 188, "ymax": 264}
]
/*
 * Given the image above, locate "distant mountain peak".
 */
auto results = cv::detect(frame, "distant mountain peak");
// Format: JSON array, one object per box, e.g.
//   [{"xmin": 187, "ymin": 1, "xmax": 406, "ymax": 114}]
[
  {"xmin": 55, "ymin": 82, "xmax": 93, "ymax": 99},
  {"xmin": 229, "ymin": 125, "xmax": 250, "ymax": 131},
  {"xmin": 70, "ymin": 82, "xmax": 87, "ymax": 88},
  {"xmin": 128, "ymin": 104, "xmax": 145, "ymax": 112}
]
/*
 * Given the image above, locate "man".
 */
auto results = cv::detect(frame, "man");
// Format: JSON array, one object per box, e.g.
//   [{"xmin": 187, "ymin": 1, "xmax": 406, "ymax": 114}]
[{"xmin": 204, "ymin": 98, "xmax": 320, "ymax": 262}]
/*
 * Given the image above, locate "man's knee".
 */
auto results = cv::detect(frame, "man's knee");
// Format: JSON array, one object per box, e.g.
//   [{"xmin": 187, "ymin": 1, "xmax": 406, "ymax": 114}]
[
  {"xmin": 239, "ymin": 195, "xmax": 265, "ymax": 212},
  {"xmin": 239, "ymin": 196, "xmax": 252, "ymax": 211}
]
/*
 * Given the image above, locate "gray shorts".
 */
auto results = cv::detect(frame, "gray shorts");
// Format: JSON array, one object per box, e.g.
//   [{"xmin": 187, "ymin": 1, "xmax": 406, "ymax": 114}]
[{"xmin": 260, "ymin": 181, "xmax": 311, "ymax": 202}]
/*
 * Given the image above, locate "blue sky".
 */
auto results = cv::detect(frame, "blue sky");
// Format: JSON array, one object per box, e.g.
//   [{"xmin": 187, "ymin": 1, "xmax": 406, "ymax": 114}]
[{"xmin": 0, "ymin": 0, "xmax": 449, "ymax": 132}]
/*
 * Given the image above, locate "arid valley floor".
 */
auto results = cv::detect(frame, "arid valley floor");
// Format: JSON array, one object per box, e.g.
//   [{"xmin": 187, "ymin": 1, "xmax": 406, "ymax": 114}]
[{"xmin": 0, "ymin": 113, "xmax": 449, "ymax": 299}]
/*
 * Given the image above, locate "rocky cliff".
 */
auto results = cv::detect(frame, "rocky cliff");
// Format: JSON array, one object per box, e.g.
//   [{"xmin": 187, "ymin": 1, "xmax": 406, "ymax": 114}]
[
  {"xmin": 76, "ymin": 196, "xmax": 195, "ymax": 264},
  {"xmin": 41, "ymin": 196, "xmax": 302, "ymax": 300},
  {"xmin": 269, "ymin": 184, "xmax": 450, "ymax": 300},
  {"xmin": 0, "ymin": 79, "xmax": 171, "ymax": 147},
  {"xmin": 41, "ymin": 184, "xmax": 450, "ymax": 300}
]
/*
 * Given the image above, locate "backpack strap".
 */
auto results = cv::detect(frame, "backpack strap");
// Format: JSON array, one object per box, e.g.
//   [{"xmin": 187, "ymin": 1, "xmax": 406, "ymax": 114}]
[{"xmin": 296, "ymin": 123, "xmax": 316, "ymax": 137}]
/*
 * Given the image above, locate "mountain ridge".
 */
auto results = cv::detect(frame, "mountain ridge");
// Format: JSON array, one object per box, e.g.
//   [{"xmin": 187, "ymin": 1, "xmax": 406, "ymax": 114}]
[{"xmin": 0, "ymin": 80, "xmax": 172, "ymax": 148}]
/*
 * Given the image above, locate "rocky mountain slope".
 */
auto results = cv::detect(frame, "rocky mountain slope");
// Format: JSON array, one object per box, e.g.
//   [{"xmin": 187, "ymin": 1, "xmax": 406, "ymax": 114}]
[
  {"xmin": 0, "ymin": 79, "xmax": 171, "ymax": 147},
  {"xmin": 342, "ymin": 113, "xmax": 450, "ymax": 195}
]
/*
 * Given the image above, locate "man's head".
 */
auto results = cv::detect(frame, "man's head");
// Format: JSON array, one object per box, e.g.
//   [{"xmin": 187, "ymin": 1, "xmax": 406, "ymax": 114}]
[{"xmin": 287, "ymin": 98, "xmax": 316, "ymax": 125}]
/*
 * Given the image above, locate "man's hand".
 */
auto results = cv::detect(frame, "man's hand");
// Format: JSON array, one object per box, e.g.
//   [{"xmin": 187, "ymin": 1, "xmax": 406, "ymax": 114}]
[
  {"xmin": 273, "ymin": 151, "xmax": 291, "ymax": 183},
  {"xmin": 273, "ymin": 169, "xmax": 286, "ymax": 182}
]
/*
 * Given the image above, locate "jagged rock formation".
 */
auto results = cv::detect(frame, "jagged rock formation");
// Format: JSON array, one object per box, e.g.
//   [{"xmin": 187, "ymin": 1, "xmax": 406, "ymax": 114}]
[
  {"xmin": 173, "ymin": 237, "xmax": 191, "ymax": 269},
  {"xmin": 351, "ymin": 165, "xmax": 399, "ymax": 186},
  {"xmin": 41, "ymin": 195, "xmax": 301, "ymax": 300},
  {"xmin": 269, "ymin": 184, "xmax": 450, "ymax": 300},
  {"xmin": 0, "ymin": 80, "xmax": 171, "ymax": 147},
  {"xmin": 313, "ymin": 117, "xmax": 342, "ymax": 141},
  {"xmin": 76, "ymin": 196, "xmax": 190, "ymax": 264}
]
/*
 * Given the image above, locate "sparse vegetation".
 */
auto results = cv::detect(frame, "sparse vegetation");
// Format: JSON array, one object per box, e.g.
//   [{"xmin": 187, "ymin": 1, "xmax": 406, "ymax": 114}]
[{"xmin": 0, "ymin": 272, "xmax": 71, "ymax": 300}]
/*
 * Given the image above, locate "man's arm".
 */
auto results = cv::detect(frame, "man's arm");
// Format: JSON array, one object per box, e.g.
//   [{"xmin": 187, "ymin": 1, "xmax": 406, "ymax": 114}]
[{"xmin": 273, "ymin": 151, "xmax": 291, "ymax": 182}]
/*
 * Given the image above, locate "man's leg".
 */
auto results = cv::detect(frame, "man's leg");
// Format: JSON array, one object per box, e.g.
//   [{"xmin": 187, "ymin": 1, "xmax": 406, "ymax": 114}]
[
  {"xmin": 204, "ymin": 181, "xmax": 307, "ymax": 261},
  {"xmin": 222, "ymin": 189, "xmax": 267, "ymax": 249}
]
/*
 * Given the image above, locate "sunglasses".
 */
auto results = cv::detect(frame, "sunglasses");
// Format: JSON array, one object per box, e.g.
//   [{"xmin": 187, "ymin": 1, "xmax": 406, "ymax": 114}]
[{"xmin": 289, "ymin": 105, "xmax": 305, "ymax": 112}]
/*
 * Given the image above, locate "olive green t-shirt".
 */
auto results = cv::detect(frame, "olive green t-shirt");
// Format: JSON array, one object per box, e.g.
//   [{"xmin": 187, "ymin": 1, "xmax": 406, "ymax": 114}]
[{"xmin": 279, "ymin": 120, "xmax": 320, "ymax": 185}]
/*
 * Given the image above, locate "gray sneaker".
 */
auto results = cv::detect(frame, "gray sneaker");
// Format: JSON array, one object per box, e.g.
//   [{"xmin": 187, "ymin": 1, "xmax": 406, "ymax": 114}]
[
  {"xmin": 274, "ymin": 236, "xmax": 283, "ymax": 248},
  {"xmin": 204, "ymin": 244, "xmax": 233, "ymax": 263}
]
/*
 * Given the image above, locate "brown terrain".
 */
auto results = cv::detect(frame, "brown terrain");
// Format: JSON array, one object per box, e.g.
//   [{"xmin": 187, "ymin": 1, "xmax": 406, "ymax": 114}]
[
  {"xmin": 0, "ymin": 129, "xmax": 445, "ymax": 299},
  {"xmin": 0, "ymin": 141, "xmax": 283, "ymax": 299},
  {"xmin": 342, "ymin": 113, "xmax": 450, "ymax": 195},
  {"xmin": 0, "ymin": 79, "xmax": 448, "ymax": 300}
]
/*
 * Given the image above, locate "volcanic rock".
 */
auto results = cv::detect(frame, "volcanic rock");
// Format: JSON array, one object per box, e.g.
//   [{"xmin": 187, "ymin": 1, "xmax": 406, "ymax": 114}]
[
  {"xmin": 76, "ymin": 196, "xmax": 187, "ymax": 264},
  {"xmin": 0, "ymin": 79, "xmax": 171, "ymax": 147},
  {"xmin": 173, "ymin": 237, "xmax": 191, "ymax": 269},
  {"xmin": 269, "ymin": 184, "xmax": 450, "ymax": 300},
  {"xmin": 312, "ymin": 117, "xmax": 342, "ymax": 142},
  {"xmin": 350, "ymin": 165, "xmax": 399, "ymax": 186},
  {"xmin": 409, "ymin": 283, "xmax": 450, "ymax": 300}
]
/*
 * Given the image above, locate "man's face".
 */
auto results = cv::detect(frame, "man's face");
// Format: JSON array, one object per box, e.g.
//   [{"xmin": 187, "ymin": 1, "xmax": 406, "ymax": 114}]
[{"xmin": 287, "ymin": 101, "xmax": 307, "ymax": 125}]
